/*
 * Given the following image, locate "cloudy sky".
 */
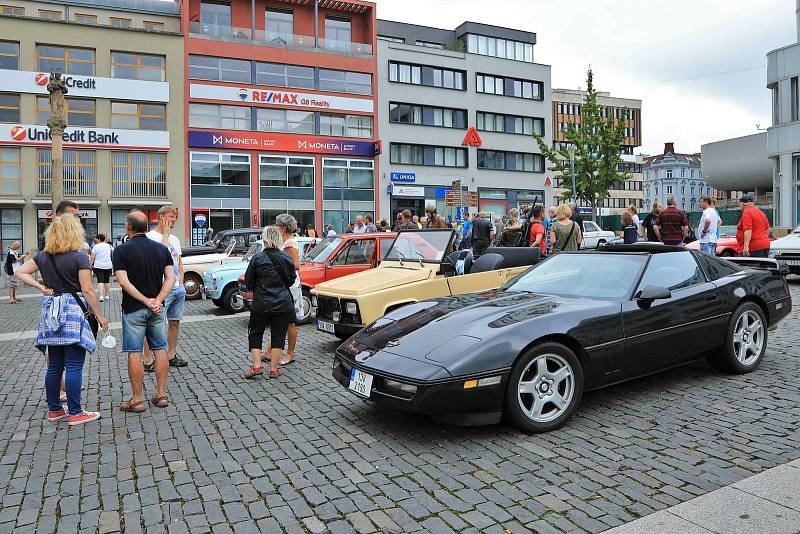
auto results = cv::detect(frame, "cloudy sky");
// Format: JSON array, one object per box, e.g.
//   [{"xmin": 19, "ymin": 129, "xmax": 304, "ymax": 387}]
[{"xmin": 377, "ymin": 0, "xmax": 797, "ymax": 155}]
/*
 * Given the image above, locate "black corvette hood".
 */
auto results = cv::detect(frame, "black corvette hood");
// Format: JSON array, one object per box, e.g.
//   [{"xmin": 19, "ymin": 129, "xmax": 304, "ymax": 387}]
[{"xmin": 343, "ymin": 291, "xmax": 620, "ymax": 368}]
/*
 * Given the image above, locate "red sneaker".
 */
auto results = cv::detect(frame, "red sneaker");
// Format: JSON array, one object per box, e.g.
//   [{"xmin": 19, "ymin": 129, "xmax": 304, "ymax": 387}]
[
  {"xmin": 67, "ymin": 411, "xmax": 100, "ymax": 426},
  {"xmin": 47, "ymin": 408, "xmax": 67, "ymax": 422}
]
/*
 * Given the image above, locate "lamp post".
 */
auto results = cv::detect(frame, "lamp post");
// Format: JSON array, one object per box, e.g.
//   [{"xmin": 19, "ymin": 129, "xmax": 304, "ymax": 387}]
[
  {"xmin": 47, "ymin": 72, "xmax": 68, "ymax": 213},
  {"xmin": 338, "ymin": 168, "xmax": 347, "ymax": 233},
  {"xmin": 568, "ymin": 144, "xmax": 576, "ymax": 205}
]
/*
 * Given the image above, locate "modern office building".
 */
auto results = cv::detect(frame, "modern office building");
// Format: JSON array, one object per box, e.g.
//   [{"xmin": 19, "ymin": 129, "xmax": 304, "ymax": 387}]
[
  {"xmin": 183, "ymin": 0, "xmax": 378, "ymax": 243},
  {"xmin": 643, "ymin": 142, "xmax": 712, "ymax": 213},
  {"xmin": 0, "ymin": 0, "xmax": 185, "ymax": 251},
  {"xmin": 552, "ymin": 88, "xmax": 643, "ymax": 214},
  {"xmin": 376, "ymin": 20, "xmax": 551, "ymax": 223}
]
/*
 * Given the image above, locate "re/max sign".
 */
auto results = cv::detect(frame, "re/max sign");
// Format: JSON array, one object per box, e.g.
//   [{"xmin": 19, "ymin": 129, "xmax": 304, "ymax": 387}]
[{"xmin": 250, "ymin": 90, "xmax": 332, "ymax": 108}]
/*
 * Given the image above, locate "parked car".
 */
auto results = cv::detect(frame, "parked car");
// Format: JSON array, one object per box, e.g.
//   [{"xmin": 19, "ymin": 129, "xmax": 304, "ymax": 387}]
[
  {"xmin": 686, "ymin": 225, "xmax": 739, "ymax": 256},
  {"xmin": 204, "ymin": 237, "xmax": 320, "ymax": 313},
  {"xmin": 182, "ymin": 240, "xmax": 240, "ymax": 300},
  {"xmin": 580, "ymin": 221, "xmax": 616, "ymax": 249},
  {"xmin": 182, "ymin": 228, "xmax": 263, "ymax": 258},
  {"xmin": 771, "ymin": 225, "xmax": 800, "ymax": 274},
  {"xmin": 311, "ymin": 229, "xmax": 540, "ymax": 340},
  {"xmin": 239, "ymin": 233, "xmax": 396, "ymax": 324},
  {"xmin": 333, "ymin": 244, "xmax": 791, "ymax": 432}
]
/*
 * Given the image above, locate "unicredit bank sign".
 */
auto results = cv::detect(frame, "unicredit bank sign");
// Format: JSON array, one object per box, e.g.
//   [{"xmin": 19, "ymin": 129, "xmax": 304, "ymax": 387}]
[
  {"xmin": 0, "ymin": 69, "xmax": 169, "ymax": 102},
  {"xmin": 2, "ymin": 124, "xmax": 170, "ymax": 151}
]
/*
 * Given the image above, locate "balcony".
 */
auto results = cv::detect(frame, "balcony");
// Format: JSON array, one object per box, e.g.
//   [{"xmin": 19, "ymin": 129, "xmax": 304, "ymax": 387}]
[{"xmin": 188, "ymin": 22, "xmax": 373, "ymax": 58}]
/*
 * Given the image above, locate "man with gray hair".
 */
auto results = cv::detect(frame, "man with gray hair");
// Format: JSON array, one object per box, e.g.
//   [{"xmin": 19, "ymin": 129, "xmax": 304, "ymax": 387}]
[{"xmin": 5, "ymin": 241, "xmax": 28, "ymax": 304}]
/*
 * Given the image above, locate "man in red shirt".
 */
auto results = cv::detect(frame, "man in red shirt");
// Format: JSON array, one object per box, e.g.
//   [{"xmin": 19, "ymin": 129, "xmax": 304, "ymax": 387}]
[
  {"xmin": 736, "ymin": 194, "xmax": 771, "ymax": 257},
  {"xmin": 529, "ymin": 206, "xmax": 547, "ymax": 255},
  {"xmin": 654, "ymin": 196, "xmax": 688, "ymax": 245}
]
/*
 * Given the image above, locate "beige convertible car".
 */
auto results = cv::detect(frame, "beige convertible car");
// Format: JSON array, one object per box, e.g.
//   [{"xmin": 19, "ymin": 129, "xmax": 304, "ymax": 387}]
[{"xmin": 311, "ymin": 229, "xmax": 540, "ymax": 340}]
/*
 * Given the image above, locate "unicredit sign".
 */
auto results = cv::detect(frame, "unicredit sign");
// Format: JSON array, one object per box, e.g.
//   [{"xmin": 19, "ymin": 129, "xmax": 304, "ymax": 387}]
[
  {"xmin": 0, "ymin": 69, "xmax": 169, "ymax": 102},
  {"xmin": 1, "ymin": 124, "xmax": 169, "ymax": 151}
]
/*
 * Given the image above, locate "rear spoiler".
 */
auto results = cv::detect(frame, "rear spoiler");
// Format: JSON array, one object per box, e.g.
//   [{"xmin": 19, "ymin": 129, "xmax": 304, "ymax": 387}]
[{"xmin": 726, "ymin": 257, "xmax": 790, "ymax": 277}]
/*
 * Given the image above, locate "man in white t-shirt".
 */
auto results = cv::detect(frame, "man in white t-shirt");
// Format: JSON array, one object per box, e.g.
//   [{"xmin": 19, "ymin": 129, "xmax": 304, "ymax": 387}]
[
  {"xmin": 352, "ymin": 215, "xmax": 367, "ymax": 234},
  {"xmin": 697, "ymin": 196, "xmax": 720, "ymax": 255},
  {"xmin": 143, "ymin": 205, "xmax": 188, "ymax": 369},
  {"xmin": 5, "ymin": 242, "xmax": 28, "ymax": 304}
]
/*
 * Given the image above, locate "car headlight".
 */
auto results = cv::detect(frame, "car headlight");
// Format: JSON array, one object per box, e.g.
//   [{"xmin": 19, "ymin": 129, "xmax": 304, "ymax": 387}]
[
  {"xmin": 311, "ymin": 295, "xmax": 318, "ymax": 307},
  {"xmin": 344, "ymin": 301, "xmax": 358, "ymax": 315},
  {"xmin": 383, "ymin": 379, "xmax": 418, "ymax": 395},
  {"xmin": 211, "ymin": 273, "xmax": 216, "ymax": 281}
]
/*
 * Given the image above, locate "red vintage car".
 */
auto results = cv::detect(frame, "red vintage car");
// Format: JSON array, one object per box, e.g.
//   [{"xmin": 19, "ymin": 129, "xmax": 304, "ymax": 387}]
[
  {"xmin": 686, "ymin": 225, "xmax": 739, "ymax": 256},
  {"xmin": 239, "ymin": 232, "xmax": 397, "ymax": 324}
]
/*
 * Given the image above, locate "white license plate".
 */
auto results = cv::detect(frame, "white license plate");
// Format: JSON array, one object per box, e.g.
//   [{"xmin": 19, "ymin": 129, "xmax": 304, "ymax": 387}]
[
  {"xmin": 349, "ymin": 368, "xmax": 373, "ymax": 398},
  {"xmin": 317, "ymin": 320, "xmax": 336, "ymax": 333},
  {"xmin": 784, "ymin": 260, "xmax": 800, "ymax": 266}
]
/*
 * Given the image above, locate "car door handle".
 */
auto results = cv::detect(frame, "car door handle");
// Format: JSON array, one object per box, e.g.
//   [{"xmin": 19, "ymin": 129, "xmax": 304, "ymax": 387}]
[{"xmin": 704, "ymin": 294, "xmax": 717, "ymax": 302}]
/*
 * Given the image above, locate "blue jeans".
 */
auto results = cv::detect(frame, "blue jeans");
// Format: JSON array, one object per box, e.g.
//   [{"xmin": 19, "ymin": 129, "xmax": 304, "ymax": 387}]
[
  {"xmin": 122, "ymin": 307, "xmax": 168, "ymax": 353},
  {"xmin": 700, "ymin": 242, "xmax": 717, "ymax": 255},
  {"xmin": 164, "ymin": 285, "xmax": 186, "ymax": 321},
  {"xmin": 46, "ymin": 345, "xmax": 86, "ymax": 415}
]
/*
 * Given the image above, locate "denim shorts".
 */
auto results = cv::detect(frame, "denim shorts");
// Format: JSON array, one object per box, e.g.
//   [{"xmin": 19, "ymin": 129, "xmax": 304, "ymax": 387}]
[
  {"xmin": 122, "ymin": 307, "xmax": 167, "ymax": 353},
  {"xmin": 164, "ymin": 284, "xmax": 186, "ymax": 321},
  {"xmin": 700, "ymin": 242, "xmax": 717, "ymax": 255}
]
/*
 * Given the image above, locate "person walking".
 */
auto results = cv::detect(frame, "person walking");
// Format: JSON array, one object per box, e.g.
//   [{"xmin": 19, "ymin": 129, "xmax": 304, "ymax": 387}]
[
  {"xmin": 143, "ymin": 205, "xmax": 187, "ymax": 371},
  {"xmin": 5, "ymin": 241, "xmax": 27, "ymax": 304},
  {"xmin": 364, "ymin": 215, "xmax": 377, "ymax": 233},
  {"xmin": 736, "ymin": 194, "xmax": 771, "ymax": 257},
  {"xmin": 114, "ymin": 211, "xmax": 176, "ymax": 412},
  {"xmin": 268, "ymin": 214, "xmax": 301, "ymax": 366},
  {"xmin": 654, "ymin": 196, "xmax": 688, "ymax": 245},
  {"xmin": 243, "ymin": 226, "xmax": 296, "ymax": 379},
  {"xmin": 642, "ymin": 201, "xmax": 662, "ymax": 242},
  {"xmin": 89, "ymin": 234, "xmax": 113, "ymax": 302},
  {"xmin": 471, "ymin": 212, "xmax": 494, "ymax": 257},
  {"xmin": 697, "ymin": 196, "xmax": 720, "ymax": 255},
  {"xmin": 620, "ymin": 211, "xmax": 639, "ymax": 244},
  {"xmin": 14, "ymin": 214, "xmax": 109, "ymax": 425},
  {"xmin": 550, "ymin": 204, "xmax": 583, "ymax": 253}
]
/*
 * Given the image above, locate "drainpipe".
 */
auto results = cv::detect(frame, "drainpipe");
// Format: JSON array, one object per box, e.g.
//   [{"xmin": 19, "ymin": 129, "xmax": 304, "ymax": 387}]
[
  {"xmin": 314, "ymin": 0, "xmax": 319, "ymax": 48},
  {"xmin": 251, "ymin": 0, "xmax": 255, "ymax": 39}
]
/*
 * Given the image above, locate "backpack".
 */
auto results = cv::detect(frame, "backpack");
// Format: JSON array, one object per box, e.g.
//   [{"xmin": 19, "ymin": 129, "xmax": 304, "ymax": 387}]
[{"xmin": 515, "ymin": 218, "xmax": 532, "ymax": 247}]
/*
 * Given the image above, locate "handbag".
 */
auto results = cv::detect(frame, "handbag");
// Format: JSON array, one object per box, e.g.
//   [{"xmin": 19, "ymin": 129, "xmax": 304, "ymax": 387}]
[{"xmin": 47, "ymin": 253, "xmax": 99, "ymax": 337}]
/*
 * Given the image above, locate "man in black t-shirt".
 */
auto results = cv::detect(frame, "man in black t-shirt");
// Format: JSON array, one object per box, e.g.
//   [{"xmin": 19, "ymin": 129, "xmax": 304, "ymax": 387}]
[
  {"xmin": 471, "ymin": 212, "xmax": 493, "ymax": 257},
  {"xmin": 113, "ymin": 210, "xmax": 175, "ymax": 413},
  {"xmin": 642, "ymin": 200, "xmax": 662, "ymax": 242}
]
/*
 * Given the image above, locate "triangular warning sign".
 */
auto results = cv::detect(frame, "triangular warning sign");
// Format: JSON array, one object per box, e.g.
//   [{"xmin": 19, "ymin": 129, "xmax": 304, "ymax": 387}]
[
  {"xmin": 462, "ymin": 127, "xmax": 483, "ymax": 147},
  {"xmin": 544, "ymin": 176, "xmax": 552, "ymax": 186}
]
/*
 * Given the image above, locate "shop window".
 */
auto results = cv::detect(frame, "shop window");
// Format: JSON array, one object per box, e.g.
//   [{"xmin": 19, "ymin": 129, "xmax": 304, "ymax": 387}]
[
  {"xmin": 255, "ymin": 108, "xmax": 314, "ymax": 134},
  {"xmin": 111, "ymin": 102, "xmax": 166, "ymax": 130},
  {"xmin": 36, "ymin": 45, "xmax": 94, "ymax": 75},
  {"xmin": 111, "ymin": 52, "xmax": 165, "ymax": 81},
  {"xmin": 259, "ymin": 155, "xmax": 314, "ymax": 187},
  {"xmin": 190, "ymin": 152, "xmax": 250, "ymax": 186},
  {"xmin": 0, "ymin": 147, "xmax": 20, "ymax": 195},
  {"xmin": 260, "ymin": 206, "xmax": 314, "ymax": 234},
  {"xmin": 0, "ymin": 41, "xmax": 18, "ymax": 70},
  {"xmin": 0, "ymin": 93, "xmax": 20, "ymax": 123},
  {"xmin": 0, "ymin": 208, "xmax": 22, "ymax": 252},
  {"xmin": 37, "ymin": 97, "xmax": 95, "ymax": 127},
  {"xmin": 37, "ymin": 149, "xmax": 96, "ymax": 196},
  {"xmin": 111, "ymin": 152, "xmax": 166, "ymax": 197},
  {"xmin": 322, "ymin": 158, "xmax": 374, "ymax": 189}
]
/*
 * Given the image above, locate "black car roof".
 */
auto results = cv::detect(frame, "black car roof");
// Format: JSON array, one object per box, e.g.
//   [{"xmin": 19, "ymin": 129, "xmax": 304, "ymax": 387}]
[{"xmin": 593, "ymin": 243, "xmax": 686, "ymax": 254}]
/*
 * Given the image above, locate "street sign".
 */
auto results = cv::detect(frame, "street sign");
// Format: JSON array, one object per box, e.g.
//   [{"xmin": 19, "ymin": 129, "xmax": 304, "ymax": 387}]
[
  {"xmin": 451, "ymin": 179, "xmax": 461, "ymax": 191},
  {"xmin": 445, "ymin": 192, "xmax": 478, "ymax": 207}
]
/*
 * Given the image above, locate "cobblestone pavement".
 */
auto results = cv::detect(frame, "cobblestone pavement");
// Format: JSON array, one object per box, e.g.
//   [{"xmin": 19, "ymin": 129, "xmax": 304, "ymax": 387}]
[{"xmin": 1, "ymin": 284, "xmax": 799, "ymax": 534}]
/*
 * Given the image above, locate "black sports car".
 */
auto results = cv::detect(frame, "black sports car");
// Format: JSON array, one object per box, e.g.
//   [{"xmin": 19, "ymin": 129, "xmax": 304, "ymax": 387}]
[{"xmin": 333, "ymin": 244, "xmax": 792, "ymax": 432}]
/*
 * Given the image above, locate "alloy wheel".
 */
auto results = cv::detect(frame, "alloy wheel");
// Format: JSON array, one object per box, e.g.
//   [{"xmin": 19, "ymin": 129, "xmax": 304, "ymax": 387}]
[
  {"xmin": 517, "ymin": 353, "xmax": 575, "ymax": 423},
  {"xmin": 301, "ymin": 294, "xmax": 313, "ymax": 322},
  {"xmin": 733, "ymin": 310, "xmax": 764, "ymax": 366}
]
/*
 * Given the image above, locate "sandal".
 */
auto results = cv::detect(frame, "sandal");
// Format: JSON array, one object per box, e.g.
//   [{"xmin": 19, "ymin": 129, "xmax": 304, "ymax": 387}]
[
  {"xmin": 143, "ymin": 361, "xmax": 155, "ymax": 372},
  {"xmin": 268, "ymin": 369, "xmax": 282, "ymax": 378},
  {"xmin": 244, "ymin": 367, "xmax": 264, "ymax": 379},
  {"xmin": 120, "ymin": 399, "xmax": 146, "ymax": 413},
  {"xmin": 150, "ymin": 395, "xmax": 168, "ymax": 408},
  {"xmin": 279, "ymin": 356, "xmax": 295, "ymax": 366}
]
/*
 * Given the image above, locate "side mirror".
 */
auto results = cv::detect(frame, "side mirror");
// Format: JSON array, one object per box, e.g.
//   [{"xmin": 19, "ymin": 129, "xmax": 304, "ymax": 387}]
[{"xmin": 635, "ymin": 285, "xmax": 671, "ymax": 307}]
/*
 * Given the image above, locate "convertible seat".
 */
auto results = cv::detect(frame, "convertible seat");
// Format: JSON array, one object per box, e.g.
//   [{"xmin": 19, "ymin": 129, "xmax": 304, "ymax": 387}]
[
  {"xmin": 485, "ymin": 247, "xmax": 541, "ymax": 268},
  {"xmin": 469, "ymin": 253, "xmax": 504, "ymax": 274},
  {"xmin": 446, "ymin": 250, "xmax": 473, "ymax": 275}
]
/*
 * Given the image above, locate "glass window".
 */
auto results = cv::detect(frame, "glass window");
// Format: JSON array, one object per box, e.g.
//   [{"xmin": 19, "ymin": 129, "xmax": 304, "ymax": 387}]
[
  {"xmin": 0, "ymin": 5, "xmax": 24, "ymax": 16},
  {"xmin": 37, "ymin": 149, "xmax": 96, "ymax": 196},
  {"xmin": 0, "ymin": 208, "xmax": 22, "ymax": 252},
  {"xmin": 322, "ymin": 158, "xmax": 374, "ymax": 189},
  {"xmin": 38, "ymin": 9, "xmax": 62, "ymax": 20},
  {"xmin": 255, "ymin": 108, "xmax": 314, "ymax": 134},
  {"xmin": 189, "ymin": 103, "xmax": 251, "ymax": 130},
  {"xmin": 477, "ymin": 150, "xmax": 543, "ymax": 172},
  {"xmin": 319, "ymin": 68, "xmax": 372, "ymax": 95},
  {"xmin": 110, "ymin": 17, "xmax": 132, "ymax": 29},
  {"xmin": 320, "ymin": 113, "xmax": 373, "ymax": 138},
  {"xmin": 74, "ymin": 13, "xmax": 97, "ymax": 24},
  {"xmin": 37, "ymin": 97, "xmax": 95, "ymax": 127},
  {"xmin": 37, "ymin": 45, "xmax": 95, "ymax": 75},
  {"xmin": 111, "ymin": 101, "xmax": 166, "ymax": 130},
  {"xmin": 331, "ymin": 239, "xmax": 374, "ymax": 265},
  {"xmin": 188, "ymin": 55, "xmax": 251, "ymax": 83},
  {"xmin": 111, "ymin": 52, "xmax": 165, "ymax": 81},
  {"xmin": 143, "ymin": 21, "xmax": 164, "ymax": 32},
  {"xmin": 0, "ymin": 93, "xmax": 20, "ymax": 123},
  {"xmin": 111, "ymin": 152, "xmax": 166, "ymax": 197},
  {"xmin": 190, "ymin": 152, "xmax": 250, "ymax": 186},
  {"xmin": 265, "ymin": 9, "xmax": 293, "ymax": 37},
  {"xmin": 0, "ymin": 41, "xmax": 18, "ymax": 70},
  {"xmin": 637, "ymin": 252, "xmax": 706, "ymax": 292},
  {"xmin": 255, "ymin": 61, "xmax": 314, "ymax": 89},
  {"xmin": 0, "ymin": 147, "xmax": 20, "ymax": 195},
  {"xmin": 259, "ymin": 155, "xmax": 313, "ymax": 188},
  {"xmin": 388, "ymin": 62, "xmax": 465, "ymax": 91},
  {"xmin": 390, "ymin": 143, "xmax": 466, "ymax": 168},
  {"xmin": 325, "ymin": 16, "xmax": 351, "ymax": 45}
]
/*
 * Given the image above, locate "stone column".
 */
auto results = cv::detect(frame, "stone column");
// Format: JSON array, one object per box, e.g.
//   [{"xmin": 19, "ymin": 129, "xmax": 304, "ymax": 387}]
[{"xmin": 46, "ymin": 72, "xmax": 68, "ymax": 213}]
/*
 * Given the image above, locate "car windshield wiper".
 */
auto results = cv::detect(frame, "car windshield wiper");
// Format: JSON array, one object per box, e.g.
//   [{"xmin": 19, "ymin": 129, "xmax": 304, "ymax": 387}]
[
  {"xmin": 412, "ymin": 249, "xmax": 424, "ymax": 265},
  {"xmin": 394, "ymin": 249, "xmax": 406, "ymax": 265}
]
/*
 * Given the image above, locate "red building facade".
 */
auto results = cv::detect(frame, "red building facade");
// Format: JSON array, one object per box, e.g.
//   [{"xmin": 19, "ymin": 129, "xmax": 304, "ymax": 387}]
[{"xmin": 182, "ymin": 0, "xmax": 378, "ymax": 243}]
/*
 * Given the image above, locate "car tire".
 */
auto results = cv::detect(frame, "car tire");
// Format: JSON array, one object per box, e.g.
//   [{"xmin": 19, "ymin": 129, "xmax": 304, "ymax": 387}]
[
  {"xmin": 183, "ymin": 273, "xmax": 203, "ymax": 301},
  {"xmin": 707, "ymin": 302, "xmax": 767, "ymax": 374},
  {"xmin": 211, "ymin": 297, "xmax": 224, "ymax": 308},
  {"xmin": 297, "ymin": 288, "xmax": 313, "ymax": 325},
  {"xmin": 596, "ymin": 239, "xmax": 606, "ymax": 249},
  {"xmin": 504, "ymin": 342, "xmax": 584, "ymax": 433},
  {"xmin": 222, "ymin": 285, "xmax": 246, "ymax": 314}
]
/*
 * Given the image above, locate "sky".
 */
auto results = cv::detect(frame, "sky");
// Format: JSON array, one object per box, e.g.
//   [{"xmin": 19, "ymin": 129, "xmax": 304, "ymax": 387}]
[{"xmin": 376, "ymin": 0, "xmax": 797, "ymax": 155}]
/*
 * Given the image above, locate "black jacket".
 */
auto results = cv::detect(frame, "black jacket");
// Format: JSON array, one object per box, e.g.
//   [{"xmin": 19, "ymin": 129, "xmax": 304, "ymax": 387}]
[{"xmin": 244, "ymin": 249, "xmax": 297, "ymax": 314}]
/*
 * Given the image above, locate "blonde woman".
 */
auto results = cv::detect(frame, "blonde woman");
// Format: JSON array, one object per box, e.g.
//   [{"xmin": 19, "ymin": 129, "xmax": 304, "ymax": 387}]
[
  {"xmin": 242, "ymin": 226, "xmax": 296, "ymax": 379},
  {"xmin": 15, "ymin": 215, "xmax": 108, "ymax": 425},
  {"xmin": 549, "ymin": 204, "xmax": 583, "ymax": 253}
]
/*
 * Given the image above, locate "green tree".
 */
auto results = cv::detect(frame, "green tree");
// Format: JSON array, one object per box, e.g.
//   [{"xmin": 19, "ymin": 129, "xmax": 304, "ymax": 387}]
[{"xmin": 534, "ymin": 68, "xmax": 629, "ymax": 221}]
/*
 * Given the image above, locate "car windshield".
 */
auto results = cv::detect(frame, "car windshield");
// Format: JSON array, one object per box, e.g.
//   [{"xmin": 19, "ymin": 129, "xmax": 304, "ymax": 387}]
[
  {"xmin": 793, "ymin": 225, "xmax": 800, "ymax": 234},
  {"xmin": 304, "ymin": 237, "xmax": 342, "ymax": 263},
  {"xmin": 506, "ymin": 253, "xmax": 648, "ymax": 299},
  {"xmin": 242, "ymin": 242, "xmax": 262, "ymax": 262},
  {"xmin": 383, "ymin": 230, "xmax": 453, "ymax": 263}
]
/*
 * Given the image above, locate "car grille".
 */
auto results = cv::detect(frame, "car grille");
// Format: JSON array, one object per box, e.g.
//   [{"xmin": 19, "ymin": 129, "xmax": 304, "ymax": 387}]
[
  {"xmin": 776, "ymin": 252, "xmax": 800, "ymax": 260},
  {"xmin": 316, "ymin": 295, "xmax": 340, "ymax": 320}
]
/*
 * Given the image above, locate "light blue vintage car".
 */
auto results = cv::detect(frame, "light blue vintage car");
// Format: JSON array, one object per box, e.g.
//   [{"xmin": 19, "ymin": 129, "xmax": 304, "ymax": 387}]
[{"xmin": 203, "ymin": 237, "xmax": 319, "ymax": 313}]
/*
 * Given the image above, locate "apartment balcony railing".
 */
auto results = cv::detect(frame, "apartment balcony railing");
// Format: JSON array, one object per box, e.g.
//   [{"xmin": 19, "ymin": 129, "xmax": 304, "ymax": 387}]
[{"xmin": 188, "ymin": 22, "xmax": 372, "ymax": 58}]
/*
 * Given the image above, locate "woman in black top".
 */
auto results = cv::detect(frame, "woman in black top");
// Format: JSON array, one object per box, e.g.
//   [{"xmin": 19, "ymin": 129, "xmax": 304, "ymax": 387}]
[{"xmin": 243, "ymin": 226, "xmax": 296, "ymax": 379}]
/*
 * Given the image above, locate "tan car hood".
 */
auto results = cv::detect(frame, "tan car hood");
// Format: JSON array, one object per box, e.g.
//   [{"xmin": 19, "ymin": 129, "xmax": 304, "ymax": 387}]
[{"xmin": 313, "ymin": 265, "xmax": 434, "ymax": 296}]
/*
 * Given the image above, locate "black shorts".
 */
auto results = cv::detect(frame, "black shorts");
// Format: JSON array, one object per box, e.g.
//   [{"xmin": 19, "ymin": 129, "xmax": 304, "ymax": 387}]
[
  {"xmin": 248, "ymin": 311, "xmax": 292, "ymax": 351},
  {"xmin": 93, "ymin": 268, "xmax": 112, "ymax": 284}
]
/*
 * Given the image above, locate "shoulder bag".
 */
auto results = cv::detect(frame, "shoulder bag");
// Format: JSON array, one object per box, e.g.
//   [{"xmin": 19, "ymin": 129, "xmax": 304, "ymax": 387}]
[
  {"xmin": 551, "ymin": 222, "xmax": 576, "ymax": 255},
  {"xmin": 47, "ymin": 253, "xmax": 99, "ymax": 337}
]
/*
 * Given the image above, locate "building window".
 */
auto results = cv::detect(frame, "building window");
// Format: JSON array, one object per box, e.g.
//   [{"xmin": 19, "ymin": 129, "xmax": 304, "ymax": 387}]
[
  {"xmin": 389, "ymin": 103, "xmax": 466, "ymax": 129},
  {"xmin": 322, "ymin": 158, "xmax": 374, "ymax": 189},
  {"xmin": 38, "ymin": 9, "xmax": 62, "ymax": 21},
  {"xmin": 190, "ymin": 152, "xmax": 250, "ymax": 186},
  {"xmin": 477, "ymin": 111, "xmax": 544, "ymax": 135},
  {"xmin": 666, "ymin": 185, "xmax": 673, "ymax": 194},
  {"xmin": 111, "ymin": 102, "xmax": 166, "ymax": 130},
  {"xmin": 255, "ymin": 108, "xmax": 314, "ymax": 134},
  {"xmin": 0, "ymin": 93, "xmax": 20, "ymax": 123},
  {"xmin": 666, "ymin": 169, "xmax": 673, "ymax": 179},
  {"xmin": 0, "ymin": 41, "xmax": 18, "ymax": 70},
  {"xmin": 416, "ymin": 41, "xmax": 444, "ymax": 49},
  {"xmin": 143, "ymin": 21, "xmax": 164, "ymax": 32},
  {"xmin": 189, "ymin": 103, "xmax": 251, "ymax": 130},
  {"xmin": 189, "ymin": 54, "xmax": 251, "ymax": 83},
  {"xmin": 0, "ymin": 207, "xmax": 22, "ymax": 251},
  {"xmin": 255, "ymin": 62, "xmax": 314, "ymax": 89},
  {"xmin": 466, "ymin": 34, "xmax": 533, "ymax": 62},
  {"xmin": 74, "ymin": 13, "xmax": 97, "ymax": 24},
  {"xmin": 259, "ymin": 155, "xmax": 313, "ymax": 187},
  {"xmin": 377, "ymin": 35, "xmax": 404, "ymax": 43},
  {"xmin": 265, "ymin": 9, "xmax": 293, "ymax": 39},
  {"xmin": 792, "ymin": 77, "xmax": 799, "ymax": 122},
  {"xmin": 110, "ymin": 17, "xmax": 132, "ymax": 29},
  {"xmin": 390, "ymin": 143, "xmax": 467, "ymax": 168},
  {"xmin": 38, "ymin": 150, "xmax": 96, "ymax": 196},
  {"xmin": 111, "ymin": 152, "xmax": 166, "ymax": 197},
  {"xmin": 1, "ymin": 5, "xmax": 24, "ymax": 16},
  {"xmin": 36, "ymin": 45, "xmax": 95, "ymax": 75},
  {"xmin": 772, "ymin": 84, "xmax": 780, "ymax": 126},
  {"xmin": 388, "ymin": 61, "xmax": 465, "ymax": 90},
  {"xmin": 0, "ymin": 147, "xmax": 20, "ymax": 195},
  {"xmin": 111, "ymin": 52, "xmax": 166, "ymax": 81},
  {"xmin": 37, "ymin": 96, "xmax": 95, "ymax": 127},
  {"xmin": 325, "ymin": 16, "xmax": 351, "ymax": 46},
  {"xmin": 477, "ymin": 150, "xmax": 544, "ymax": 172},
  {"xmin": 476, "ymin": 73, "xmax": 542, "ymax": 100},
  {"xmin": 320, "ymin": 113, "xmax": 373, "ymax": 138},
  {"xmin": 319, "ymin": 69, "xmax": 372, "ymax": 95}
]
